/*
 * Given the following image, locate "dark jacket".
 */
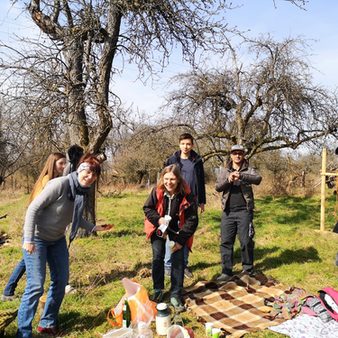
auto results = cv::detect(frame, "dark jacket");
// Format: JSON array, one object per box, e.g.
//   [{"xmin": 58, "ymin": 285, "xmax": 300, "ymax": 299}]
[
  {"xmin": 165, "ymin": 150, "xmax": 206, "ymax": 205},
  {"xmin": 215, "ymin": 159, "xmax": 262, "ymax": 211},
  {"xmin": 143, "ymin": 187, "xmax": 198, "ymax": 247}
]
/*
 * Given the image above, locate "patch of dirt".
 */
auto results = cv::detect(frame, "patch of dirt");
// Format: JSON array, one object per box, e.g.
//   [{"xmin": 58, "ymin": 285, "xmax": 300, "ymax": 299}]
[{"xmin": 137, "ymin": 267, "xmax": 151, "ymax": 278}]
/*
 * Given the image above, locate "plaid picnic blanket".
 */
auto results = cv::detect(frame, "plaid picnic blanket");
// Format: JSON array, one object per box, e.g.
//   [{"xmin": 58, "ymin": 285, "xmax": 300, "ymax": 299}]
[{"xmin": 183, "ymin": 272, "xmax": 287, "ymax": 337}]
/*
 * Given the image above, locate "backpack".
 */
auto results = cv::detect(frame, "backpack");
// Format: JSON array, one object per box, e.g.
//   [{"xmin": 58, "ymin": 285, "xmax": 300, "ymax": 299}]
[{"xmin": 318, "ymin": 287, "xmax": 338, "ymax": 321}]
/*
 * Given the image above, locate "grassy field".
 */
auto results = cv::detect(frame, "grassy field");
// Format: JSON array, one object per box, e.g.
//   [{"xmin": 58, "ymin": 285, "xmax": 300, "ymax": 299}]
[{"xmin": 0, "ymin": 187, "xmax": 337, "ymax": 337}]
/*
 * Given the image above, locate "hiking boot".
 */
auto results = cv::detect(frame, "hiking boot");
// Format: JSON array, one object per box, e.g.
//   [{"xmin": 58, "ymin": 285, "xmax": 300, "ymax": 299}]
[
  {"xmin": 1, "ymin": 294, "xmax": 15, "ymax": 301},
  {"xmin": 170, "ymin": 296, "xmax": 185, "ymax": 313},
  {"xmin": 184, "ymin": 267, "xmax": 193, "ymax": 279},
  {"xmin": 150, "ymin": 289, "xmax": 164, "ymax": 303},
  {"xmin": 216, "ymin": 273, "xmax": 232, "ymax": 282},
  {"xmin": 242, "ymin": 268, "xmax": 256, "ymax": 277},
  {"xmin": 37, "ymin": 326, "xmax": 58, "ymax": 336}
]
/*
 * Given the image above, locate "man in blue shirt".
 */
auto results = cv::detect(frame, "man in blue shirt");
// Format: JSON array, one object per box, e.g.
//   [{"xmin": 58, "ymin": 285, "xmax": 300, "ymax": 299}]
[{"xmin": 164, "ymin": 133, "xmax": 206, "ymax": 278}]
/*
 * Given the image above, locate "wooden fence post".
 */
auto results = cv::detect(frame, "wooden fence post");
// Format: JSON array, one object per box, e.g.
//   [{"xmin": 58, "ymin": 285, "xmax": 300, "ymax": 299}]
[{"xmin": 320, "ymin": 147, "xmax": 327, "ymax": 231}]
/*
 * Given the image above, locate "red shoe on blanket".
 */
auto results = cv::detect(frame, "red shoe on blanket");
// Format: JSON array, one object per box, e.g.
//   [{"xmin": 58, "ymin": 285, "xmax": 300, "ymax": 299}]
[{"xmin": 37, "ymin": 326, "xmax": 58, "ymax": 336}]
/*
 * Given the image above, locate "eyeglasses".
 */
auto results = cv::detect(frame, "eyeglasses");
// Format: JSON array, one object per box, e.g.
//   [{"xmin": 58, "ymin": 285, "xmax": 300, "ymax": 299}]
[{"xmin": 231, "ymin": 152, "xmax": 244, "ymax": 156}]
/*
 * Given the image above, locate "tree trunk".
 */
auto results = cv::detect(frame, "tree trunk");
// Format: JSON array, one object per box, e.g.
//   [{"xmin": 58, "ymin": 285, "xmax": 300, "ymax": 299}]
[{"xmin": 65, "ymin": 36, "xmax": 89, "ymax": 147}]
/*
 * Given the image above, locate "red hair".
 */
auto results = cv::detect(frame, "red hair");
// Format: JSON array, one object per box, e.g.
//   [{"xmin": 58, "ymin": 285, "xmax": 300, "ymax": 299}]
[{"xmin": 78, "ymin": 154, "xmax": 101, "ymax": 176}]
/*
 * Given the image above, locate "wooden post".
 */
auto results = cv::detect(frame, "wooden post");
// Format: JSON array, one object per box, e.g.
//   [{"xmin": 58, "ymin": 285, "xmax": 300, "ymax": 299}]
[{"xmin": 320, "ymin": 147, "xmax": 327, "ymax": 231}]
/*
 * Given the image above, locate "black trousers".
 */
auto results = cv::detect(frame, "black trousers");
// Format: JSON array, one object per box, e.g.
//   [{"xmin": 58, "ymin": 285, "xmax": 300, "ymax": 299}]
[
  {"xmin": 220, "ymin": 209, "xmax": 254, "ymax": 275},
  {"xmin": 151, "ymin": 233, "xmax": 184, "ymax": 298}
]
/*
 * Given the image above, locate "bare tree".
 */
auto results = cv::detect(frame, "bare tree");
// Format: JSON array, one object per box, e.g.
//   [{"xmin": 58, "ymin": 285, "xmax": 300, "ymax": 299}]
[
  {"xmin": 0, "ymin": 81, "xmax": 66, "ymax": 181},
  {"xmin": 274, "ymin": 0, "xmax": 308, "ymax": 9},
  {"xmin": 165, "ymin": 36, "xmax": 338, "ymax": 162},
  {"xmin": 111, "ymin": 123, "xmax": 188, "ymax": 185},
  {"xmin": 0, "ymin": 0, "xmax": 236, "ymax": 226},
  {"xmin": 0, "ymin": 1, "xmax": 312, "ymax": 175},
  {"xmin": 1, "ymin": 0, "xmax": 238, "ymax": 155}
]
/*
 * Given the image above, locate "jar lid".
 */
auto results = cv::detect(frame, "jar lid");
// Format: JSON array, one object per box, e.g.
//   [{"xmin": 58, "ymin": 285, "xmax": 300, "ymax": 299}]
[{"xmin": 156, "ymin": 302, "xmax": 168, "ymax": 311}]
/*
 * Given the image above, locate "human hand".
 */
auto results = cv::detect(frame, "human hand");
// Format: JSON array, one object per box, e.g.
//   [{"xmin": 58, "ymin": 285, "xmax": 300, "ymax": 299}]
[
  {"xmin": 94, "ymin": 224, "xmax": 114, "ymax": 231},
  {"xmin": 199, "ymin": 203, "xmax": 205, "ymax": 213},
  {"xmin": 23, "ymin": 242, "xmax": 35, "ymax": 254},
  {"xmin": 171, "ymin": 242, "xmax": 183, "ymax": 253},
  {"xmin": 159, "ymin": 215, "xmax": 171, "ymax": 226},
  {"xmin": 228, "ymin": 171, "xmax": 240, "ymax": 182}
]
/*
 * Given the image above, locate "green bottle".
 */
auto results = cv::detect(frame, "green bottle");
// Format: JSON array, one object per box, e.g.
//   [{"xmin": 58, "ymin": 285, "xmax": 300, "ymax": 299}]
[{"xmin": 122, "ymin": 299, "xmax": 131, "ymax": 328}]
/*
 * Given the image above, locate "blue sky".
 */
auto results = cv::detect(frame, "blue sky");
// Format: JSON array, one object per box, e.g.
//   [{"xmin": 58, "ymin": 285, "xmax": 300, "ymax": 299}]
[{"xmin": 1, "ymin": 0, "xmax": 338, "ymax": 115}]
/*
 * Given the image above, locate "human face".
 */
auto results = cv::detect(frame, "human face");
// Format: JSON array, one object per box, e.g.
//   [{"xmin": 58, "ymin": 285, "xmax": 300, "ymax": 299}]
[
  {"xmin": 54, "ymin": 158, "xmax": 67, "ymax": 177},
  {"xmin": 163, "ymin": 172, "xmax": 178, "ymax": 195},
  {"xmin": 179, "ymin": 139, "xmax": 193, "ymax": 158},
  {"xmin": 78, "ymin": 169, "xmax": 97, "ymax": 187},
  {"xmin": 230, "ymin": 151, "xmax": 245, "ymax": 166}
]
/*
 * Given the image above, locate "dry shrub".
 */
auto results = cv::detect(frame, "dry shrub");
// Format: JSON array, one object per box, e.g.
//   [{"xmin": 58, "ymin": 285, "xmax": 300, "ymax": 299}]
[{"xmin": 251, "ymin": 150, "xmax": 322, "ymax": 197}]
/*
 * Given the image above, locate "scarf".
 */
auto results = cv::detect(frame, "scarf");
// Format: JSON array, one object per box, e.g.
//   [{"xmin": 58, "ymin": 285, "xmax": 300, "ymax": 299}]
[{"xmin": 68, "ymin": 171, "xmax": 90, "ymax": 246}]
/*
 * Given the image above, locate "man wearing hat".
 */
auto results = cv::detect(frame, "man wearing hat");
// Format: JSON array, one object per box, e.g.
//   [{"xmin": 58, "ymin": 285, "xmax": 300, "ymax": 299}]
[{"xmin": 215, "ymin": 144, "xmax": 262, "ymax": 281}]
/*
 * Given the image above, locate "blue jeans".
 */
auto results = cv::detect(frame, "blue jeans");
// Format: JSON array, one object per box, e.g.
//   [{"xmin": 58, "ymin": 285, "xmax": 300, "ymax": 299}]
[
  {"xmin": 164, "ymin": 237, "xmax": 189, "ymax": 269},
  {"xmin": 16, "ymin": 237, "xmax": 69, "ymax": 338},
  {"xmin": 3, "ymin": 259, "xmax": 26, "ymax": 296},
  {"xmin": 151, "ymin": 234, "xmax": 184, "ymax": 298}
]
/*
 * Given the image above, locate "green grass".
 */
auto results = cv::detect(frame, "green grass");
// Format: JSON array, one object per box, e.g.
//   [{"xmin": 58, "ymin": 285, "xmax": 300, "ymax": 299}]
[{"xmin": 0, "ymin": 189, "xmax": 337, "ymax": 337}]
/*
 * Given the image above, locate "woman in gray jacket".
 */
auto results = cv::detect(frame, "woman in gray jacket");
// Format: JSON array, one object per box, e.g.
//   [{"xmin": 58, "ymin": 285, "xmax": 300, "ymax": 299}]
[{"xmin": 17, "ymin": 155, "xmax": 112, "ymax": 338}]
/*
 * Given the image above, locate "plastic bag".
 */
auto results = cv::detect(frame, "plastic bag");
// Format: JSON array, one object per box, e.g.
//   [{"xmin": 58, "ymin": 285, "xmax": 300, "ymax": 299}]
[
  {"xmin": 102, "ymin": 327, "xmax": 133, "ymax": 338},
  {"xmin": 167, "ymin": 325, "xmax": 192, "ymax": 338},
  {"xmin": 134, "ymin": 321, "xmax": 153, "ymax": 338},
  {"xmin": 107, "ymin": 278, "xmax": 157, "ymax": 327}
]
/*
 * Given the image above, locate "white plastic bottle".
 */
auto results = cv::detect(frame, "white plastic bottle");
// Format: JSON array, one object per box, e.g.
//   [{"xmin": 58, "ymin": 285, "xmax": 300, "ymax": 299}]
[{"xmin": 155, "ymin": 303, "xmax": 171, "ymax": 336}]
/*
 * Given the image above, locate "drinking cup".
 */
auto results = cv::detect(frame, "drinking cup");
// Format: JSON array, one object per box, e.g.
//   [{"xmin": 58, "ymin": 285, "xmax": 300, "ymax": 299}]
[{"xmin": 205, "ymin": 322, "xmax": 213, "ymax": 337}]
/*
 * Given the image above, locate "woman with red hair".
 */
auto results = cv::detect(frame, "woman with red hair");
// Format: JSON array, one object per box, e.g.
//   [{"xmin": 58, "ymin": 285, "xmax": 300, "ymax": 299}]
[
  {"xmin": 2, "ymin": 152, "xmax": 67, "ymax": 302},
  {"xmin": 16, "ymin": 155, "xmax": 112, "ymax": 338}
]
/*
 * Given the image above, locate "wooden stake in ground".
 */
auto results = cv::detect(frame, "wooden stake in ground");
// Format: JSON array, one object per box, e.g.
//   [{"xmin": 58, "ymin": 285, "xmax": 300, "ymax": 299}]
[{"xmin": 320, "ymin": 147, "xmax": 327, "ymax": 231}]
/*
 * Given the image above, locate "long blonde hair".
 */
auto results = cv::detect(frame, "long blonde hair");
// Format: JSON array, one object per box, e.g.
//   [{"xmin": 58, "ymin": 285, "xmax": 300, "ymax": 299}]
[
  {"xmin": 28, "ymin": 152, "xmax": 66, "ymax": 203},
  {"xmin": 157, "ymin": 164, "xmax": 185, "ymax": 195}
]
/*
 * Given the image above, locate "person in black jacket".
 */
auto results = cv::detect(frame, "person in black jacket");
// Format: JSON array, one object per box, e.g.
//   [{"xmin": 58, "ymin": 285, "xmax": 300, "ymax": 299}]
[
  {"xmin": 215, "ymin": 145, "xmax": 262, "ymax": 281},
  {"xmin": 164, "ymin": 133, "xmax": 206, "ymax": 279},
  {"xmin": 144, "ymin": 164, "xmax": 198, "ymax": 312},
  {"xmin": 63, "ymin": 144, "xmax": 84, "ymax": 175}
]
